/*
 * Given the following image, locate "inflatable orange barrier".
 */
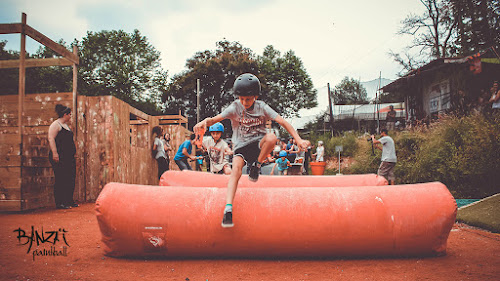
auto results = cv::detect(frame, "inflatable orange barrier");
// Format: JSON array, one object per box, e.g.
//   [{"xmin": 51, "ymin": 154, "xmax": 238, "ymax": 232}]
[
  {"xmin": 96, "ymin": 182, "xmax": 456, "ymax": 258},
  {"xmin": 159, "ymin": 170, "xmax": 388, "ymax": 187}
]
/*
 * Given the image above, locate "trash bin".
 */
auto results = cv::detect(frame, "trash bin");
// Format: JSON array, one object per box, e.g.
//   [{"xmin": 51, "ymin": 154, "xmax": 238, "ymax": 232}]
[{"xmin": 310, "ymin": 162, "xmax": 326, "ymax": 175}]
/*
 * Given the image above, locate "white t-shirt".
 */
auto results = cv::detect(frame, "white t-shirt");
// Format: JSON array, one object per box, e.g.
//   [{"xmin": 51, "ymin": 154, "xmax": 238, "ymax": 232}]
[
  {"xmin": 202, "ymin": 138, "xmax": 230, "ymax": 173},
  {"xmin": 316, "ymin": 146, "xmax": 324, "ymax": 162},
  {"xmin": 378, "ymin": 136, "xmax": 397, "ymax": 163},
  {"xmin": 154, "ymin": 137, "xmax": 166, "ymax": 159}
]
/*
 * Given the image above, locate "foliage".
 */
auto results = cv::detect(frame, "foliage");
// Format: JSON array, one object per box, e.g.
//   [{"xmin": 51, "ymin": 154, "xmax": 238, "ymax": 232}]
[
  {"xmin": 77, "ymin": 30, "xmax": 167, "ymax": 114},
  {"xmin": 162, "ymin": 40, "xmax": 258, "ymax": 126},
  {"xmin": 345, "ymin": 113, "xmax": 500, "ymax": 198},
  {"xmin": 307, "ymin": 131, "xmax": 359, "ymax": 158},
  {"xmin": 162, "ymin": 41, "xmax": 318, "ymax": 127},
  {"xmin": 450, "ymin": 0, "xmax": 500, "ymax": 55},
  {"xmin": 0, "ymin": 40, "xmax": 72, "ymax": 95},
  {"xmin": 258, "ymin": 46, "xmax": 317, "ymax": 117},
  {"xmin": 333, "ymin": 76, "xmax": 368, "ymax": 105},
  {"xmin": 391, "ymin": 0, "xmax": 500, "ymax": 75}
]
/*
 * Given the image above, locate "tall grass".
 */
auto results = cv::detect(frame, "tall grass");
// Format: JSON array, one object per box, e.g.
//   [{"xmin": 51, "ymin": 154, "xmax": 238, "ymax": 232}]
[{"xmin": 342, "ymin": 112, "xmax": 500, "ymax": 198}]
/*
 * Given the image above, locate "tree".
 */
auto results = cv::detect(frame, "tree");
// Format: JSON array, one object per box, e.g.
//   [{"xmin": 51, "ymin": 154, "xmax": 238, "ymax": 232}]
[
  {"xmin": 333, "ymin": 77, "xmax": 368, "ymax": 105},
  {"xmin": 162, "ymin": 41, "xmax": 318, "ymax": 127},
  {"xmin": 450, "ymin": 0, "xmax": 500, "ymax": 55},
  {"xmin": 162, "ymin": 40, "xmax": 259, "ymax": 126},
  {"xmin": 258, "ymin": 46, "xmax": 317, "ymax": 118},
  {"xmin": 77, "ymin": 30, "xmax": 167, "ymax": 114},
  {"xmin": 0, "ymin": 40, "xmax": 20, "ymax": 95},
  {"xmin": 391, "ymin": 0, "xmax": 499, "ymax": 75},
  {"xmin": 0, "ymin": 40, "xmax": 73, "ymax": 95}
]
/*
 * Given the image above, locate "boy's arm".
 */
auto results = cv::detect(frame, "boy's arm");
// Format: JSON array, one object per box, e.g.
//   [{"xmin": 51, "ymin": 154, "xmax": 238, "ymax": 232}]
[
  {"xmin": 194, "ymin": 114, "xmax": 224, "ymax": 134},
  {"xmin": 274, "ymin": 116, "xmax": 310, "ymax": 149}
]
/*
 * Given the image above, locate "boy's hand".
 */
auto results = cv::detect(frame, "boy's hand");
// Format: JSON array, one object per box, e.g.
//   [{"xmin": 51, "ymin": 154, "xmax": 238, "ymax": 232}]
[
  {"xmin": 194, "ymin": 120, "xmax": 207, "ymax": 134},
  {"xmin": 296, "ymin": 139, "xmax": 310, "ymax": 150}
]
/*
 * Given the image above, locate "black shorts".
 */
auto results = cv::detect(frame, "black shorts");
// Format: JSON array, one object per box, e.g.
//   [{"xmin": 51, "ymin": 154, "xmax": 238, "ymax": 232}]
[{"xmin": 234, "ymin": 140, "xmax": 260, "ymax": 165}]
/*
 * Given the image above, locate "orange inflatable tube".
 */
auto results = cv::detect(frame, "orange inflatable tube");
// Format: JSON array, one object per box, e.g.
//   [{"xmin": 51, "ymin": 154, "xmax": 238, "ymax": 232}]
[
  {"xmin": 96, "ymin": 182, "xmax": 456, "ymax": 258},
  {"xmin": 159, "ymin": 170, "xmax": 388, "ymax": 187}
]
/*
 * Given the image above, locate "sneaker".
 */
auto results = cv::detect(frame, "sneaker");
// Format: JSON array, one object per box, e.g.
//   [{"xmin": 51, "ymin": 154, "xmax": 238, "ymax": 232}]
[
  {"xmin": 248, "ymin": 162, "xmax": 261, "ymax": 182},
  {"xmin": 221, "ymin": 211, "xmax": 234, "ymax": 228}
]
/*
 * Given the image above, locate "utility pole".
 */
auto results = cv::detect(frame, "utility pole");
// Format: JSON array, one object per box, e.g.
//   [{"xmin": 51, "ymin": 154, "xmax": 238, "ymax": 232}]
[
  {"xmin": 197, "ymin": 79, "xmax": 200, "ymax": 123},
  {"xmin": 327, "ymin": 83, "xmax": 334, "ymax": 136},
  {"xmin": 376, "ymin": 71, "xmax": 381, "ymax": 134}
]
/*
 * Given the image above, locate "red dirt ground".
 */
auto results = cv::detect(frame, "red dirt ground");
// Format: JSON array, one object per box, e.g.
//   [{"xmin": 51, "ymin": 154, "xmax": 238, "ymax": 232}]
[{"xmin": 1, "ymin": 203, "xmax": 499, "ymax": 281}]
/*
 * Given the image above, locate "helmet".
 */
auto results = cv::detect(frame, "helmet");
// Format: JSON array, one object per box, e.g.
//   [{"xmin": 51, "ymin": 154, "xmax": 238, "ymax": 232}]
[
  {"xmin": 233, "ymin": 73, "xmax": 261, "ymax": 96},
  {"xmin": 209, "ymin": 122, "xmax": 224, "ymax": 133},
  {"xmin": 279, "ymin": 150, "xmax": 287, "ymax": 157}
]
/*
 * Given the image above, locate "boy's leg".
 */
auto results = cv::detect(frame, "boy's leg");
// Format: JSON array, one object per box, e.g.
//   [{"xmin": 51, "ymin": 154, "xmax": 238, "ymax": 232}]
[
  {"xmin": 249, "ymin": 133, "xmax": 278, "ymax": 182},
  {"xmin": 222, "ymin": 156, "xmax": 245, "ymax": 228}
]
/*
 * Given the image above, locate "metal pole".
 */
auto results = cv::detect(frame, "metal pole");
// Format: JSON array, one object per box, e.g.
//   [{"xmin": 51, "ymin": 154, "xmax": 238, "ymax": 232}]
[{"xmin": 196, "ymin": 79, "xmax": 200, "ymax": 123}]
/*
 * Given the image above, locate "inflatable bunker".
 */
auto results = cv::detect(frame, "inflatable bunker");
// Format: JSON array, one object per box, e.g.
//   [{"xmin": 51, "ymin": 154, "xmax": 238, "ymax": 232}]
[
  {"xmin": 96, "ymin": 181, "xmax": 457, "ymax": 258},
  {"xmin": 159, "ymin": 170, "xmax": 388, "ymax": 187}
]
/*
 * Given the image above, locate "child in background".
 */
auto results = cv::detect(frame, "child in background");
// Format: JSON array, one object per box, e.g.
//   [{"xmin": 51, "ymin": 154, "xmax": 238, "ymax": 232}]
[
  {"xmin": 202, "ymin": 122, "xmax": 232, "ymax": 175},
  {"xmin": 271, "ymin": 150, "xmax": 291, "ymax": 175},
  {"xmin": 194, "ymin": 73, "xmax": 310, "ymax": 228},
  {"xmin": 312, "ymin": 140, "xmax": 324, "ymax": 162},
  {"xmin": 174, "ymin": 133, "xmax": 199, "ymax": 171}
]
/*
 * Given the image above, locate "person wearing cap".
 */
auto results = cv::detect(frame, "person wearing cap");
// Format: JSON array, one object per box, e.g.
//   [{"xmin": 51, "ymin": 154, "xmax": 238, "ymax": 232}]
[
  {"xmin": 312, "ymin": 140, "xmax": 325, "ymax": 162},
  {"xmin": 194, "ymin": 73, "xmax": 310, "ymax": 228},
  {"xmin": 201, "ymin": 122, "xmax": 232, "ymax": 175}
]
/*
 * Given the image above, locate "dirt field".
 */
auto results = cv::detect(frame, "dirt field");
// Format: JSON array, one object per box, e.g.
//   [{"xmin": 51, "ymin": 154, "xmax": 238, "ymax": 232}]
[{"xmin": 1, "ymin": 203, "xmax": 499, "ymax": 281}]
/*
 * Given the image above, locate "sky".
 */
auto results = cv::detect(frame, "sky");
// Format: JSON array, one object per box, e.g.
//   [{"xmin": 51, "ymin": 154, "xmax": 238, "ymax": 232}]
[{"xmin": 0, "ymin": 0, "xmax": 426, "ymax": 117}]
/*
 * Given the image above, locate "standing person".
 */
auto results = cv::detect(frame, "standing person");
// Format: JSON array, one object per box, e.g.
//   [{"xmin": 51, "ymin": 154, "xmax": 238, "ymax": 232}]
[
  {"xmin": 48, "ymin": 104, "xmax": 77, "ymax": 209},
  {"xmin": 386, "ymin": 105, "xmax": 396, "ymax": 131},
  {"xmin": 488, "ymin": 80, "xmax": 500, "ymax": 111},
  {"xmin": 194, "ymin": 73, "xmax": 310, "ymax": 228},
  {"xmin": 174, "ymin": 133, "xmax": 198, "ymax": 171},
  {"xmin": 312, "ymin": 140, "xmax": 324, "ymax": 162},
  {"xmin": 162, "ymin": 132, "xmax": 172, "ymax": 171},
  {"xmin": 371, "ymin": 128, "xmax": 397, "ymax": 185},
  {"xmin": 303, "ymin": 144, "xmax": 312, "ymax": 175},
  {"xmin": 271, "ymin": 150, "xmax": 291, "ymax": 175},
  {"xmin": 152, "ymin": 126, "xmax": 168, "ymax": 179},
  {"xmin": 202, "ymin": 122, "xmax": 232, "ymax": 175}
]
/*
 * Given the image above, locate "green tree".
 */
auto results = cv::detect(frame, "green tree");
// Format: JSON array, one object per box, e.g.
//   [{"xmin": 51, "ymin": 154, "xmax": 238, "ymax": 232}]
[
  {"xmin": 258, "ymin": 45, "xmax": 317, "ymax": 118},
  {"xmin": 0, "ymin": 40, "xmax": 20, "ymax": 95},
  {"xmin": 77, "ymin": 30, "xmax": 167, "ymax": 114},
  {"xmin": 162, "ymin": 41, "xmax": 318, "ymax": 127},
  {"xmin": 333, "ymin": 77, "xmax": 368, "ymax": 105},
  {"xmin": 162, "ymin": 40, "xmax": 258, "ymax": 126},
  {"xmin": 450, "ymin": 0, "xmax": 500, "ymax": 55}
]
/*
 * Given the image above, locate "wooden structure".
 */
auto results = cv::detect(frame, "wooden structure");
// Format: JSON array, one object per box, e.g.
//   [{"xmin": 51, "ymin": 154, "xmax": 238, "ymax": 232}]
[{"xmin": 0, "ymin": 14, "xmax": 191, "ymax": 211}]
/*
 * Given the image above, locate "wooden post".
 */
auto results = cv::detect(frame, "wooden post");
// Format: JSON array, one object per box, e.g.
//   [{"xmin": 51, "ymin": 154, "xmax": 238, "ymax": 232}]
[
  {"xmin": 72, "ymin": 45, "xmax": 78, "ymax": 138},
  {"xmin": 18, "ymin": 13, "xmax": 26, "ymax": 181}
]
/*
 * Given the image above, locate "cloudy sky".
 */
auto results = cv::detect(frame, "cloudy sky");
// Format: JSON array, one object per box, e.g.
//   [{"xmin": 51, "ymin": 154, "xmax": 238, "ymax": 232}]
[{"xmin": 1, "ymin": 0, "xmax": 425, "ymax": 116}]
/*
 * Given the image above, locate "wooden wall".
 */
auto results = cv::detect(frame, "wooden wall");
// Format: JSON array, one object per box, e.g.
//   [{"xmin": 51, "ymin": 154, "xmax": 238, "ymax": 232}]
[
  {"xmin": 0, "ymin": 92, "xmax": 74, "ymax": 211},
  {"xmin": 0, "ymin": 93, "xmax": 190, "ymax": 211}
]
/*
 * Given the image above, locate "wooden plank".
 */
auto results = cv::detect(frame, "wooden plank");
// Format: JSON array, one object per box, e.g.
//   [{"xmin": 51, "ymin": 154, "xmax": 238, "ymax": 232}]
[
  {"xmin": 0, "ymin": 57, "xmax": 73, "ymax": 69},
  {"xmin": 0, "ymin": 186, "xmax": 22, "ymax": 200},
  {"xmin": 0, "ymin": 23, "xmax": 22, "ymax": 34},
  {"xmin": 0, "ymin": 200, "xmax": 22, "ymax": 212},
  {"xmin": 24, "ymin": 24, "xmax": 79, "ymax": 64},
  {"xmin": 0, "ymin": 155, "xmax": 21, "ymax": 166},
  {"xmin": 0, "ymin": 167, "xmax": 21, "ymax": 188}
]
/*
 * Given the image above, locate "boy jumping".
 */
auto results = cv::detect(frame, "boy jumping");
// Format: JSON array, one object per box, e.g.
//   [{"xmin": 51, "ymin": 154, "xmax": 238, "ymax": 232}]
[{"xmin": 194, "ymin": 73, "xmax": 310, "ymax": 228}]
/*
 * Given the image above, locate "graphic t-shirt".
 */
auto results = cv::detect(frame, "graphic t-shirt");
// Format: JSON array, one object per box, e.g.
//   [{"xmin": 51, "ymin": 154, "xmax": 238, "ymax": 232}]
[
  {"xmin": 221, "ymin": 100, "xmax": 279, "ymax": 151},
  {"xmin": 275, "ymin": 157, "xmax": 290, "ymax": 171},
  {"xmin": 202, "ymin": 137, "xmax": 230, "ymax": 173}
]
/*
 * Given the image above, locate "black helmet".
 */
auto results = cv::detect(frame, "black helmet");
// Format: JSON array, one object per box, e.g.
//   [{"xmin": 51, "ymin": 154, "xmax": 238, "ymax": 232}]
[{"xmin": 233, "ymin": 73, "xmax": 261, "ymax": 96}]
